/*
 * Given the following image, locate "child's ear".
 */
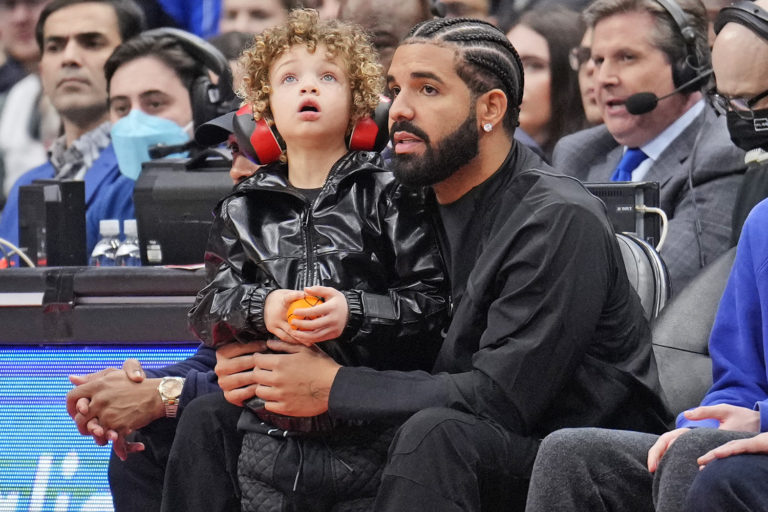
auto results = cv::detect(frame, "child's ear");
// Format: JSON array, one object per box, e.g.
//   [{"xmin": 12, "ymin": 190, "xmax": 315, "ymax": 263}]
[{"xmin": 476, "ymin": 89, "xmax": 508, "ymax": 131}]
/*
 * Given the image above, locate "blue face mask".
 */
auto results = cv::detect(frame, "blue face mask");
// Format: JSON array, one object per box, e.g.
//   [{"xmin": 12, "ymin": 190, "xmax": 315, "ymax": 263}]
[{"xmin": 111, "ymin": 109, "xmax": 191, "ymax": 180}]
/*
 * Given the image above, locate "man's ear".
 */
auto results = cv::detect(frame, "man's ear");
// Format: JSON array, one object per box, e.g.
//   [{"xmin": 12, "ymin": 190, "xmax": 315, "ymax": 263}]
[{"xmin": 476, "ymin": 89, "xmax": 508, "ymax": 131}]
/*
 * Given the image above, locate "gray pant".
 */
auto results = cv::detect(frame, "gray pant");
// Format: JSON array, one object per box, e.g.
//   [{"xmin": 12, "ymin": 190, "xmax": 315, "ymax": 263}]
[{"xmin": 524, "ymin": 427, "xmax": 756, "ymax": 512}]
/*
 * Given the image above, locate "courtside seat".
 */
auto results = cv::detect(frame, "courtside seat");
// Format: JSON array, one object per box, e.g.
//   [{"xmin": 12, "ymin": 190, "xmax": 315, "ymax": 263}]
[{"xmin": 651, "ymin": 247, "xmax": 736, "ymax": 416}]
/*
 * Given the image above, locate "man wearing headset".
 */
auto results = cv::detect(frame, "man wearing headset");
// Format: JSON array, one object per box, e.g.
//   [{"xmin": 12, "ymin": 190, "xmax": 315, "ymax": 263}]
[
  {"xmin": 0, "ymin": 0, "xmax": 144, "ymax": 262},
  {"xmin": 525, "ymin": 3, "xmax": 768, "ymax": 511},
  {"xmin": 553, "ymin": 0, "xmax": 745, "ymax": 296}
]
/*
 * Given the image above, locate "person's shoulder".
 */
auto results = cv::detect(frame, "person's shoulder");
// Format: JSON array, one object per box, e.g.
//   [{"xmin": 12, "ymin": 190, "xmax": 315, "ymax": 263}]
[
  {"xmin": 15, "ymin": 161, "xmax": 55, "ymax": 185},
  {"xmin": 551, "ymin": 124, "xmax": 618, "ymax": 179},
  {"xmin": 690, "ymin": 107, "xmax": 746, "ymax": 175},
  {"xmin": 553, "ymin": 124, "xmax": 615, "ymax": 158}
]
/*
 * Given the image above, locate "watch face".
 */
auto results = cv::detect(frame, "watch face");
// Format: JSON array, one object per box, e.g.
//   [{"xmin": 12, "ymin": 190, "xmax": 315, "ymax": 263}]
[{"xmin": 160, "ymin": 378, "xmax": 184, "ymax": 398}]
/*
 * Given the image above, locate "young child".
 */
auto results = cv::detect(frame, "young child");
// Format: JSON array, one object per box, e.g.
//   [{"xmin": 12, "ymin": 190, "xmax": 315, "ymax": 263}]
[{"xmin": 188, "ymin": 9, "xmax": 449, "ymax": 510}]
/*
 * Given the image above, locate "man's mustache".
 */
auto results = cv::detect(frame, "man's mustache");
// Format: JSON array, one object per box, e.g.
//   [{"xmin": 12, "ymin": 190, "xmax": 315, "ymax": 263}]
[{"xmin": 389, "ymin": 121, "xmax": 430, "ymax": 146}]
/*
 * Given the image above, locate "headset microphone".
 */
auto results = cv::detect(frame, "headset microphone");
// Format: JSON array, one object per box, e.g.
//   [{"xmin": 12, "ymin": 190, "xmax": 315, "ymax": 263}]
[
  {"xmin": 625, "ymin": 68, "xmax": 713, "ymax": 115},
  {"xmin": 148, "ymin": 140, "xmax": 197, "ymax": 159}
]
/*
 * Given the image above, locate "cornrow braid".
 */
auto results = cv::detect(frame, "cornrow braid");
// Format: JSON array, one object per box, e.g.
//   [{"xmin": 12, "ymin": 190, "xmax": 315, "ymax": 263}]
[{"xmin": 406, "ymin": 17, "xmax": 524, "ymax": 132}]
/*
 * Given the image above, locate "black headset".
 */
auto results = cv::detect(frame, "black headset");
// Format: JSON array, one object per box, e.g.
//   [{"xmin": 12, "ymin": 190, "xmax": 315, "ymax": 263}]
[
  {"xmin": 655, "ymin": 0, "xmax": 705, "ymax": 92},
  {"xmin": 141, "ymin": 27, "xmax": 237, "ymax": 130},
  {"xmin": 714, "ymin": 0, "xmax": 768, "ymax": 39}
]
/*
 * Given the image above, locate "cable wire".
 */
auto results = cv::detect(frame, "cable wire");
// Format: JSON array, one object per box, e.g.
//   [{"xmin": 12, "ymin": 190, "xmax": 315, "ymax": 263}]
[
  {"xmin": 635, "ymin": 205, "xmax": 669, "ymax": 252},
  {"xmin": 0, "ymin": 237, "xmax": 36, "ymax": 268}
]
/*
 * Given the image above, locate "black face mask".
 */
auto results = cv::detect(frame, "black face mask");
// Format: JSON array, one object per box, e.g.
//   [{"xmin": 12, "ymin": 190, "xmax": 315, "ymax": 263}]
[{"xmin": 726, "ymin": 109, "xmax": 768, "ymax": 151}]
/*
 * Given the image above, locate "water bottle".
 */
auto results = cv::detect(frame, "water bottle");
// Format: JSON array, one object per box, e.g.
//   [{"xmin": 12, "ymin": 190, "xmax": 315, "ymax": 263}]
[
  {"xmin": 115, "ymin": 219, "xmax": 142, "ymax": 267},
  {"xmin": 89, "ymin": 219, "xmax": 120, "ymax": 267}
]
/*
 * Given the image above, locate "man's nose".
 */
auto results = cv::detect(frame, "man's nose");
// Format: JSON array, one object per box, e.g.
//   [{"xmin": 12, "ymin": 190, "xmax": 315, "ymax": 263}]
[
  {"xmin": 595, "ymin": 60, "xmax": 618, "ymax": 86},
  {"xmin": 389, "ymin": 93, "xmax": 414, "ymax": 123},
  {"xmin": 61, "ymin": 40, "xmax": 83, "ymax": 65}
]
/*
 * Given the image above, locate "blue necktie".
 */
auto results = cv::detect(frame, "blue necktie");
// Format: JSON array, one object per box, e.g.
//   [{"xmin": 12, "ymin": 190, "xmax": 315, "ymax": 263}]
[{"xmin": 611, "ymin": 147, "xmax": 648, "ymax": 182}]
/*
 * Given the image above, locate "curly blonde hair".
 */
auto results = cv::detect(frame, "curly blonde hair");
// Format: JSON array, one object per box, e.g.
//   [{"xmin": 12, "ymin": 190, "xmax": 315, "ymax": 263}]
[{"xmin": 238, "ymin": 8, "xmax": 383, "ymax": 133}]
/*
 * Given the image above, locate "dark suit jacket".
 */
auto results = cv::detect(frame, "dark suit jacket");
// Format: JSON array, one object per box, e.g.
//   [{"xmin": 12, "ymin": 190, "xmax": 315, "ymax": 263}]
[{"xmin": 553, "ymin": 105, "xmax": 746, "ymax": 295}]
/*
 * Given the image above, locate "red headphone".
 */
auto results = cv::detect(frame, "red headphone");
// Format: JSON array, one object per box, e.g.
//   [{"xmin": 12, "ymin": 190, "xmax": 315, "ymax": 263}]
[{"xmin": 233, "ymin": 100, "xmax": 392, "ymax": 165}]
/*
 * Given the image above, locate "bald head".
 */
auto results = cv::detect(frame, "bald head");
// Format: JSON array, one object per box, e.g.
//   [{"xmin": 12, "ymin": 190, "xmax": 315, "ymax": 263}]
[{"xmin": 712, "ymin": 0, "xmax": 768, "ymax": 103}]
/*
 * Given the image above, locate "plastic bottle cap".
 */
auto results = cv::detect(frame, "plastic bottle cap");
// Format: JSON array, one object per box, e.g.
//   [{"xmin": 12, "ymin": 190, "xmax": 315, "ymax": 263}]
[
  {"xmin": 99, "ymin": 219, "xmax": 120, "ymax": 236},
  {"xmin": 123, "ymin": 219, "xmax": 138, "ymax": 237}
]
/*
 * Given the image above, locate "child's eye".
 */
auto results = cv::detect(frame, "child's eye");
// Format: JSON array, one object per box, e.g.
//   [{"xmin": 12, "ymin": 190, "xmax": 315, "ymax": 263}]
[
  {"xmin": 321, "ymin": 73, "xmax": 336, "ymax": 82},
  {"xmin": 282, "ymin": 75, "xmax": 297, "ymax": 84}
]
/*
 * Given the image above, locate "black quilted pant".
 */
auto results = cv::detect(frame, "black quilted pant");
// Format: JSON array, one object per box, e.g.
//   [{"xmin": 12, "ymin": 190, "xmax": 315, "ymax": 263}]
[{"xmin": 238, "ymin": 424, "xmax": 395, "ymax": 512}]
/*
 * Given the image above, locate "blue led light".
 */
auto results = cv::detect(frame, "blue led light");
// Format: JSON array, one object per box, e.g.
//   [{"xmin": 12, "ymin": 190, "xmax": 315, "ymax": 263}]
[{"xmin": 0, "ymin": 345, "xmax": 198, "ymax": 512}]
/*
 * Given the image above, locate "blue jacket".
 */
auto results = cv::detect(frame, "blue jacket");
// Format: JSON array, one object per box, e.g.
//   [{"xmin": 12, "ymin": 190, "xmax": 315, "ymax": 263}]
[
  {"xmin": 0, "ymin": 144, "xmax": 135, "ymax": 258},
  {"xmin": 678, "ymin": 198, "xmax": 768, "ymax": 430},
  {"xmin": 145, "ymin": 344, "xmax": 219, "ymax": 411}
]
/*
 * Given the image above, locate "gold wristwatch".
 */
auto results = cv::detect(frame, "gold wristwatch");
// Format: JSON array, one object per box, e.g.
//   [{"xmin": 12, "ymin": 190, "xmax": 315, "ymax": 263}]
[{"xmin": 158, "ymin": 377, "xmax": 185, "ymax": 418}]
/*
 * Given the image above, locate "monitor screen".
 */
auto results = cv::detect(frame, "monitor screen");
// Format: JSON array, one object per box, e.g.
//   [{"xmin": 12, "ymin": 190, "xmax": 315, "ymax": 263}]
[{"xmin": 0, "ymin": 343, "xmax": 199, "ymax": 512}]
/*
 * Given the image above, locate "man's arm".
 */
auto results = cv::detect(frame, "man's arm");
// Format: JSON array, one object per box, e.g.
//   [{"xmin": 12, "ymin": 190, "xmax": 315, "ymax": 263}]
[
  {"xmin": 677, "ymin": 201, "xmax": 768, "ymax": 429},
  {"xmin": 661, "ymin": 172, "xmax": 742, "ymax": 293},
  {"xmin": 250, "ymin": 197, "xmax": 623, "ymax": 433}
]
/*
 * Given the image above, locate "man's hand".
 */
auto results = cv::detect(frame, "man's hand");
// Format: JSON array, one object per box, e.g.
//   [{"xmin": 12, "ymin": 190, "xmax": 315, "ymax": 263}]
[
  {"xmin": 215, "ymin": 341, "xmax": 268, "ymax": 406},
  {"xmin": 647, "ymin": 428, "xmax": 690, "ymax": 472},
  {"xmin": 251, "ymin": 339, "xmax": 341, "ymax": 417},
  {"xmin": 287, "ymin": 286, "xmax": 349, "ymax": 346},
  {"xmin": 697, "ymin": 432, "xmax": 768, "ymax": 469},
  {"xmin": 66, "ymin": 359, "xmax": 160, "ymax": 459},
  {"xmin": 684, "ymin": 404, "xmax": 761, "ymax": 432}
]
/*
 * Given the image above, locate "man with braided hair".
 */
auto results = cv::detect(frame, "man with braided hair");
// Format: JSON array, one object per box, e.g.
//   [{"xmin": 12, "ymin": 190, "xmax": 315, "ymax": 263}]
[{"xmin": 161, "ymin": 16, "xmax": 670, "ymax": 511}]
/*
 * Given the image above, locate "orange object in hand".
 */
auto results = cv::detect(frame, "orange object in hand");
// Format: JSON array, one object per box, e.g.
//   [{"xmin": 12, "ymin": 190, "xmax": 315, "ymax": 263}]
[{"xmin": 286, "ymin": 295, "xmax": 325, "ymax": 329}]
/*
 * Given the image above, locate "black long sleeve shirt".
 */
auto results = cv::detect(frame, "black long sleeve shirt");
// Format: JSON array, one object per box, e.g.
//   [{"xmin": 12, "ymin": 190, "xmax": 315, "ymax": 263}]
[{"xmin": 329, "ymin": 143, "xmax": 672, "ymax": 437}]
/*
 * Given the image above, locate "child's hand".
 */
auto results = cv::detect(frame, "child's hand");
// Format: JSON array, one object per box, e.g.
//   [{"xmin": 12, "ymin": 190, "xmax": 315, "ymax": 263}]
[
  {"xmin": 264, "ymin": 289, "xmax": 306, "ymax": 342},
  {"xmin": 286, "ymin": 286, "xmax": 348, "ymax": 346}
]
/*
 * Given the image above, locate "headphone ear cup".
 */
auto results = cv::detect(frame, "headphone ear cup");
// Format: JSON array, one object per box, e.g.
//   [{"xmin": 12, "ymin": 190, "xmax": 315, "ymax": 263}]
[
  {"xmin": 234, "ymin": 113, "xmax": 284, "ymax": 165},
  {"xmin": 672, "ymin": 55, "xmax": 699, "ymax": 92},
  {"xmin": 346, "ymin": 100, "xmax": 391, "ymax": 153},
  {"xmin": 190, "ymin": 75, "xmax": 218, "ymax": 129}
]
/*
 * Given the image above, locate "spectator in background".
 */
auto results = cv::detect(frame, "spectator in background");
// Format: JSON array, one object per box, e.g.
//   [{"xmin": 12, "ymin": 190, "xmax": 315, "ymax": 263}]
[
  {"xmin": 0, "ymin": 0, "xmax": 48, "ymax": 93},
  {"xmin": 337, "ymin": 0, "xmax": 432, "ymax": 71},
  {"xmin": 569, "ymin": 27, "xmax": 603, "ymax": 125},
  {"xmin": 717, "ymin": 0, "xmax": 768, "ymax": 242},
  {"xmin": 302, "ymin": 0, "xmax": 340, "ymax": 19},
  {"xmin": 219, "ymin": 0, "xmax": 297, "ymax": 35},
  {"xmin": 0, "ymin": 0, "xmax": 144, "ymax": 263},
  {"xmin": 153, "ymin": 0, "xmax": 221, "ymax": 38},
  {"xmin": 208, "ymin": 30, "xmax": 253, "ymax": 88},
  {"xmin": 507, "ymin": 5, "xmax": 588, "ymax": 160},
  {"xmin": 553, "ymin": 0, "xmax": 745, "ymax": 295},
  {"xmin": 441, "ymin": 0, "xmax": 497, "ymax": 24},
  {"xmin": 0, "ymin": 0, "xmax": 57, "ymax": 210}
]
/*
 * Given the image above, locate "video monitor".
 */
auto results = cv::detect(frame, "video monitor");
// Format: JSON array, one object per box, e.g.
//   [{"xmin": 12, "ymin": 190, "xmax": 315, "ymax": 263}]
[{"xmin": 134, "ymin": 155, "xmax": 233, "ymax": 266}]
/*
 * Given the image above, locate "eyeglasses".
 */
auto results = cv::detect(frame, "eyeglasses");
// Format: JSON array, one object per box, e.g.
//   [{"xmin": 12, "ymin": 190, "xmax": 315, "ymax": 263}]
[
  {"xmin": 708, "ymin": 87, "xmax": 768, "ymax": 120},
  {"xmin": 569, "ymin": 46, "xmax": 591, "ymax": 72}
]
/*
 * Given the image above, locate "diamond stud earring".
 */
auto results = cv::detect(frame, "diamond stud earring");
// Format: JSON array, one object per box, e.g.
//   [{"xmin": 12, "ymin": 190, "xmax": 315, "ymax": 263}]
[{"xmin": 483, "ymin": 123, "xmax": 493, "ymax": 133}]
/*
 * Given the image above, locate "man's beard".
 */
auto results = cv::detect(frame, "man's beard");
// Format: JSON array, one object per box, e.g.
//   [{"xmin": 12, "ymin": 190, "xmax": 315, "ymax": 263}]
[{"xmin": 390, "ymin": 113, "xmax": 479, "ymax": 188}]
